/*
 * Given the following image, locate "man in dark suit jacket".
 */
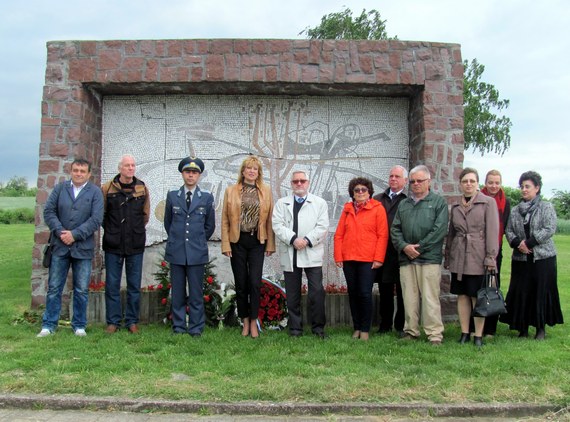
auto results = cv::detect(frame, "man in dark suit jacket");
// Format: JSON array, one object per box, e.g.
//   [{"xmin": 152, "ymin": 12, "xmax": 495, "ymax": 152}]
[
  {"xmin": 38, "ymin": 158, "xmax": 104, "ymax": 337},
  {"xmin": 373, "ymin": 165, "xmax": 408, "ymax": 336},
  {"xmin": 164, "ymin": 157, "xmax": 215, "ymax": 336}
]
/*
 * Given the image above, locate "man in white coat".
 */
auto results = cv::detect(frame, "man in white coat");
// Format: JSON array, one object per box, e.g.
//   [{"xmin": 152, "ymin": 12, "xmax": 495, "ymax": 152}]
[{"xmin": 272, "ymin": 170, "xmax": 329, "ymax": 338}]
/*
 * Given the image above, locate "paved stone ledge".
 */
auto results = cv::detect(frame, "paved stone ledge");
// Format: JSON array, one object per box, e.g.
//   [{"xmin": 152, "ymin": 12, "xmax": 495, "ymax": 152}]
[{"xmin": 0, "ymin": 394, "xmax": 563, "ymax": 418}]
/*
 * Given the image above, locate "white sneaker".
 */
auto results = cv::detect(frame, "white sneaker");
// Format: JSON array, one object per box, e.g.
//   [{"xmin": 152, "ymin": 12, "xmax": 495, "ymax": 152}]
[
  {"xmin": 74, "ymin": 328, "xmax": 87, "ymax": 337},
  {"xmin": 37, "ymin": 328, "xmax": 52, "ymax": 338}
]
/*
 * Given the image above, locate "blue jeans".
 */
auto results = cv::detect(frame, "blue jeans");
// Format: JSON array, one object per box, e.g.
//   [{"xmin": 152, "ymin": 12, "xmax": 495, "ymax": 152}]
[
  {"xmin": 42, "ymin": 253, "xmax": 92, "ymax": 331},
  {"xmin": 105, "ymin": 252, "xmax": 143, "ymax": 327}
]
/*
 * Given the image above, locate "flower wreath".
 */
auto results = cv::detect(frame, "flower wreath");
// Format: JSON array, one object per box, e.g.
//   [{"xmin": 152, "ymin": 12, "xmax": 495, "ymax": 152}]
[{"xmin": 258, "ymin": 278, "xmax": 288, "ymax": 329}]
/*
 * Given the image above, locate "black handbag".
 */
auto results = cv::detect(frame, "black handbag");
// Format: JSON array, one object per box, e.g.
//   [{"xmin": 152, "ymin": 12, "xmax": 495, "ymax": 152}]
[
  {"xmin": 42, "ymin": 234, "xmax": 54, "ymax": 268},
  {"xmin": 472, "ymin": 270, "xmax": 507, "ymax": 317}
]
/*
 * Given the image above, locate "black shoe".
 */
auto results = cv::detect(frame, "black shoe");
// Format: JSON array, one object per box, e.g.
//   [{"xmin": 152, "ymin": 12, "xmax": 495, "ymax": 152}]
[
  {"xmin": 377, "ymin": 328, "xmax": 391, "ymax": 334},
  {"xmin": 473, "ymin": 336, "xmax": 483, "ymax": 348},
  {"xmin": 396, "ymin": 330, "xmax": 406, "ymax": 338},
  {"xmin": 289, "ymin": 331, "xmax": 303, "ymax": 337},
  {"xmin": 458, "ymin": 333, "xmax": 471, "ymax": 344},
  {"xmin": 535, "ymin": 328, "xmax": 546, "ymax": 340},
  {"xmin": 518, "ymin": 329, "xmax": 529, "ymax": 338},
  {"xmin": 190, "ymin": 333, "xmax": 202, "ymax": 338},
  {"xmin": 313, "ymin": 331, "xmax": 327, "ymax": 340}
]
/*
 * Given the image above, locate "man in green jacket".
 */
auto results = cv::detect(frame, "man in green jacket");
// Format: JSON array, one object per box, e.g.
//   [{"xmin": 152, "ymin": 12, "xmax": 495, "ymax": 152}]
[{"xmin": 391, "ymin": 165, "xmax": 449, "ymax": 345}]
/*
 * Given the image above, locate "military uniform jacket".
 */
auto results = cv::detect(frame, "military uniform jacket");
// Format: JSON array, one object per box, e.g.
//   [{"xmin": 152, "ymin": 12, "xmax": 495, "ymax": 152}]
[{"xmin": 164, "ymin": 186, "xmax": 215, "ymax": 266}]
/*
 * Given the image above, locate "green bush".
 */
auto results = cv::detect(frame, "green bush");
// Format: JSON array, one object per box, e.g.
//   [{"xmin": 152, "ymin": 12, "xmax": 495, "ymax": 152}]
[
  {"xmin": 0, "ymin": 208, "xmax": 34, "ymax": 224},
  {"xmin": 503, "ymin": 185, "xmax": 521, "ymax": 205},
  {"xmin": 557, "ymin": 219, "xmax": 570, "ymax": 235}
]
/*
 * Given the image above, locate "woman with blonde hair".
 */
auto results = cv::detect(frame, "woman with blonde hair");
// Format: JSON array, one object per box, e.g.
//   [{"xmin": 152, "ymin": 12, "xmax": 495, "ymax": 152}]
[
  {"xmin": 478, "ymin": 169, "xmax": 511, "ymax": 336},
  {"xmin": 221, "ymin": 156, "xmax": 275, "ymax": 338}
]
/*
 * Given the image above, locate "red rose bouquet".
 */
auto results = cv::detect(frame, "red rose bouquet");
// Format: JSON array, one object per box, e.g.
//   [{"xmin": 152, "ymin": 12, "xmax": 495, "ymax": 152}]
[{"xmin": 258, "ymin": 278, "xmax": 288, "ymax": 329}]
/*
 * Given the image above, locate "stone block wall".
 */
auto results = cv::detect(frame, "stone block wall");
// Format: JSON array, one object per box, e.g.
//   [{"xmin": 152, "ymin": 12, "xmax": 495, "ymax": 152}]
[{"xmin": 34, "ymin": 39, "xmax": 464, "ymax": 318}]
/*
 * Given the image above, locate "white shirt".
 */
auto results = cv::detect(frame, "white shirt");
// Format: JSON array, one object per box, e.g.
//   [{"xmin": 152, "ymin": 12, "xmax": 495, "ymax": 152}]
[{"xmin": 72, "ymin": 181, "xmax": 88, "ymax": 199}]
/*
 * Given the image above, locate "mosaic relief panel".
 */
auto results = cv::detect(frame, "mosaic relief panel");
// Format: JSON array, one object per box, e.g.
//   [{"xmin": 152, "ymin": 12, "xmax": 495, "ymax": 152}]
[{"xmin": 102, "ymin": 95, "xmax": 409, "ymax": 284}]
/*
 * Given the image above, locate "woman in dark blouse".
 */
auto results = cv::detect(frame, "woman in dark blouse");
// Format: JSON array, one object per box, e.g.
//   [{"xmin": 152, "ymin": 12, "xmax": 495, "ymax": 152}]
[{"xmin": 501, "ymin": 171, "xmax": 563, "ymax": 340}]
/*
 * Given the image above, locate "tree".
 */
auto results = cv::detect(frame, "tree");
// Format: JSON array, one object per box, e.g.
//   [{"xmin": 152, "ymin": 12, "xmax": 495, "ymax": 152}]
[
  {"xmin": 463, "ymin": 59, "xmax": 512, "ymax": 155},
  {"xmin": 301, "ymin": 7, "xmax": 512, "ymax": 156},
  {"xmin": 299, "ymin": 8, "xmax": 394, "ymax": 40},
  {"xmin": 551, "ymin": 190, "xmax": 570, "ymax": 219},
  {"xmin": 0, "ymin": 176, "xmax": 36, "ymax": 197},
  {"xmin": 5, "ymin": 176, "xmax": 28, "ymax": 193}
]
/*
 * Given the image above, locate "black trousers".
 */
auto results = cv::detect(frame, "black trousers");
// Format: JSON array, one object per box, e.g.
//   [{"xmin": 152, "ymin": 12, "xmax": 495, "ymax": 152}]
[
  {"xmin": 284, "ymin": 266, "xmax": 326, "ymax": 334},
  {"xmin": 378, "ymin": 280, "xmax": 405, "ymax": 332},
  {"xmin": 230, "ymin": 232, "xmax": 265, "ymax": 319},
  {"xmin": 343, "ymin": 261, "xmax": 378, "ymax": 333}
]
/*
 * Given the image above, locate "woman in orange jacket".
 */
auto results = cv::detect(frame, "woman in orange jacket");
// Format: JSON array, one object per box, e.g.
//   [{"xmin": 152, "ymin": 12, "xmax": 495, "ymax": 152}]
[{"xmin": 334, "ymin": 177, "xmax": 389, "ymax": 340}]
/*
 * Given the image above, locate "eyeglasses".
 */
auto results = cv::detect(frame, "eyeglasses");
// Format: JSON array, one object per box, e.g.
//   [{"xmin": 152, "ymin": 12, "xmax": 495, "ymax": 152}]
[
  {"xmin": 409, "ymin": 178, "xmax": 429, "ymax": 185},
  {"xmin": 353, "ymin": 187, "xmax": 369, "ymax": 194},
  {"xmin": 291, "ymin": 179, "xmax": 308, "ymax": 184}
]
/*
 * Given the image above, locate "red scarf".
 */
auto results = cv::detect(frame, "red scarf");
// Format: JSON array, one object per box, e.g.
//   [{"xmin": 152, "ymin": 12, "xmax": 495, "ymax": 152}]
[
  {"xmin": 481, "ymin": 187, "xmax": 506, "ymax": 245},
  {"xmin": 353, "ymin": 199, "xmax": 369, "ymax": 214}
]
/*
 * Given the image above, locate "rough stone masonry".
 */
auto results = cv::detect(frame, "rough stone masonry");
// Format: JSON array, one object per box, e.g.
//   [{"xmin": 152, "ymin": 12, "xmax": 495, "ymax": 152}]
[{"xmin": 34, "ymin": 38, "xmax": 464, "ymax": 318}]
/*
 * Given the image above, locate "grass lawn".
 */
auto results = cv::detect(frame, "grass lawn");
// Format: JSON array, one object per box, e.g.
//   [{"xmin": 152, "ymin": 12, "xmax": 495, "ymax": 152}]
[
  {"xmin": 0, "ymin": 197, "xmax": 35, "ymax": 210},
  {"xmin": 0, "ymin": 224, "xmax": 568, "ymax": 406}
]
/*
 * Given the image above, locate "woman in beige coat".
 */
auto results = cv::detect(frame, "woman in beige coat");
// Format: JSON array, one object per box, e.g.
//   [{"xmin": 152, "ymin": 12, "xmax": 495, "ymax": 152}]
[
  {"xmin": 445, "ymin": 168, "xmax": 499, "ymax": 347},
  {"xmin": 221, "ymin": 156, "xmax": 275, "ymax": 338}
]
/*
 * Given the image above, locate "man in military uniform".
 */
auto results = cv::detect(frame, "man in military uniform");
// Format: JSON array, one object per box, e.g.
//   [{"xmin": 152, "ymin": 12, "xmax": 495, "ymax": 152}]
[{"xmin": 164, "ymin": 157, "xmax": 215, "ymax": 336}]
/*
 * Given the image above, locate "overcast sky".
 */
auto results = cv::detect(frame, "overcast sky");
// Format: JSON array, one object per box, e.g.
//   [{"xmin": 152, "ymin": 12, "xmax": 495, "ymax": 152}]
[{"xmin": 1, "ymin": 0, "xmax": 568, "ymax": 197}]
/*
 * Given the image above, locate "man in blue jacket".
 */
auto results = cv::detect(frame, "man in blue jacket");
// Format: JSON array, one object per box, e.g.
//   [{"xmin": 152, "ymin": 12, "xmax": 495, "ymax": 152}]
[
  {"xmin": 38, "ymin": 158, "xmax": 104, "ymax": 337},
  {"xmin": 164, "ymin": 157, "xmax": 215, "ymax": 336}
]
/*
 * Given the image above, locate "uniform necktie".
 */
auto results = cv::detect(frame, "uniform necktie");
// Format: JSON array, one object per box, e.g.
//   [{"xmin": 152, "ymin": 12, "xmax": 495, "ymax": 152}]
[
  {"xmin": 186, "ymin": 191, "xmax": 192, "ymax": 209},
  {"xmin": 296, "ymin": 197, "xmax": 305, "ymax": 203}
]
